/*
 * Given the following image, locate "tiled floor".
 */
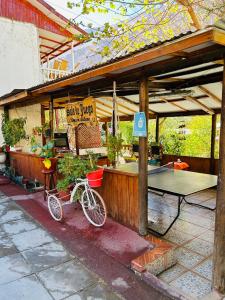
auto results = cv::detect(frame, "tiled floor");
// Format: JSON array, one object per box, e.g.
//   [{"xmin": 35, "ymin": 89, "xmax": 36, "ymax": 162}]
[
  {"xmin": 0, "ymin": 192, "xmax": 122, "ymax": 300},
  {"xmin": 148, "ymin": 189, "xmax": 216, "ymax": 299}
]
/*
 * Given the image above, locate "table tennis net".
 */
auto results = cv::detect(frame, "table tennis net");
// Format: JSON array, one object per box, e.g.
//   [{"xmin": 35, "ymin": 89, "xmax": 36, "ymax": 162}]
[{"xmin": 148, "ymin": 162, "xmax": 174, "ymax": 175}]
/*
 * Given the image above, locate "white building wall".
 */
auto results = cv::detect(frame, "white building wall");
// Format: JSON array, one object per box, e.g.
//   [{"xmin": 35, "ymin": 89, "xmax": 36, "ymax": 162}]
[
  {"xmin": 0, "ymin": 17, "xmax": 41, "ymax": 146},
  {"xmin": 0, "ymin": 17, "xmax": 41, "ymax": 97}
]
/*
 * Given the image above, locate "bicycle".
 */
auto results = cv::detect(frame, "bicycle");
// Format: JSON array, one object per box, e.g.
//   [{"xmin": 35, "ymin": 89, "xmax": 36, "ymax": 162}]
[{"xmin": 46, "ymin": 176, "xmax": 107, "ymax": 227}]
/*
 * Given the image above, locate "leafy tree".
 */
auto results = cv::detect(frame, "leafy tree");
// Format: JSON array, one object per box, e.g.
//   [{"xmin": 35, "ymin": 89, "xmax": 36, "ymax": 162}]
[
  {"xmin": 159, "ymin": 116, "xmax": 212, "ymax": 157},
  {"xmin": 183, "ymin": 116, "xmax": 211, "ymax": 158},
  {"xmin": 67, "ymin": 0, "xmax": 224, "ymax": 55}
]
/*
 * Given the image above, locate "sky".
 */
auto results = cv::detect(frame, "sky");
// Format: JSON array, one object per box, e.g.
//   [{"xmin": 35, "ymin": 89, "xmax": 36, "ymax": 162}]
[{"xmin": 46, "ymin": 0, "xmax": 116, "ymax": 28}]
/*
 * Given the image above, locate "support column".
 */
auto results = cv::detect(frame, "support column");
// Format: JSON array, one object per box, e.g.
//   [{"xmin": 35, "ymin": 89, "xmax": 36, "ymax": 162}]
[
  {"xmin": 210, "ymin": 114, "xmax": 216, "ymax": 174},
  {"xmin": 105, "ymin": 122, "xmax": 108, "ymax": 143},
  {"xmin": 138, "ymin": 77, "xmax": 148, "ymax": 236},
  {"xmin": 213, "ymin": 59, "xmax": 225, "ymax": 293},
  {"xmin": 156, "ymin": 115, "xmax": 159, "ymax": 143},
  {"xmin": 41, "ymin": 105, "xmax": 46, "ymax": 145},
  {"xmin": 49, "ymin": 96, "xmax": 54, "ymax": 140}
]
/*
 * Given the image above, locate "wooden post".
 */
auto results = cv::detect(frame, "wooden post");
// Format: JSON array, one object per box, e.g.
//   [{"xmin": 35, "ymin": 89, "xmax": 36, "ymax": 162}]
[
  {"xmin": 75, "ymin": 126, "xmax": 80, "ymax": 156},
  {"xmin": 213, "ymin": 60, "xmax": 225, "ymax": 293},
  {"xmin": 138, "ymin": 77, "xmax": 148, "ymax": 236},
  {"xmin": 210, "ymin": 114, "xmax": 216, "ymax": 174},
  {"xmin": 156, "ymin": 115, "xmax": 159, "ymax": 143},
  {"xmin": 49, "ymin": 96, "xmax": 54, "ymax": 140},
  {"xmin": 105, "ymin": 122, "xmax": 108, "ymax": 143}
]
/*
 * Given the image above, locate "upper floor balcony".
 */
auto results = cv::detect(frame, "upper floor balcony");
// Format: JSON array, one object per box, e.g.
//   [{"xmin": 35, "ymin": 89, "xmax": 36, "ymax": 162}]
[{"xmin": 41, "ymin": 58, "xmax": 71, "ymax": 83}]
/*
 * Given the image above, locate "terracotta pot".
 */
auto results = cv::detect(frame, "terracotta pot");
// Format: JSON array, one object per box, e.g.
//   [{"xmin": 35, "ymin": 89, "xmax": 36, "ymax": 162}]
[{"xmin": 58, "ymin": 190, "xmax": 71, "ymax": 201}]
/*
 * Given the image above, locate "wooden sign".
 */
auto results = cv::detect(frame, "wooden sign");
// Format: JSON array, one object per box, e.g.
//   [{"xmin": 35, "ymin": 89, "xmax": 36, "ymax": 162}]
[{"xmin": 66, "ymin": 97, "xmax": 98, "ymax": 127}]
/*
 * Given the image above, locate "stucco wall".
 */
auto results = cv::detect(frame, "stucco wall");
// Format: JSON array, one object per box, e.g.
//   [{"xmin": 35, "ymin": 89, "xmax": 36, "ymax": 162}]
[
  {"xmin": 8, "ymin": 103, "xmax": 42, "ymax": 152},
  {"xmin": 0, "ymin": 17, "xmax": 41, "ymax": 97}
]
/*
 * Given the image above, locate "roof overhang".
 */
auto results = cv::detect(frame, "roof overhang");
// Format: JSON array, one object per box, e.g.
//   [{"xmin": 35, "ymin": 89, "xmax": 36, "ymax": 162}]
[
  {"xmin": 1, "ymin": 27, "xmax": 225, "ymax": 118},
  {"xmin": 31, "ymin": 27, "xmax": 225, "ymax": 94}
]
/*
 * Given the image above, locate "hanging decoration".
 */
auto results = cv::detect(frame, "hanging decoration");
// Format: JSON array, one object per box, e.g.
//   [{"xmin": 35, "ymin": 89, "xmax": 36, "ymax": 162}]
[
  {"xmin": 133, "ymin": 112, "xmax": 147, "ymax": 137},
  {"xmin": 65, "ymin": 97, "xmax": 98, "ymax": 127}
]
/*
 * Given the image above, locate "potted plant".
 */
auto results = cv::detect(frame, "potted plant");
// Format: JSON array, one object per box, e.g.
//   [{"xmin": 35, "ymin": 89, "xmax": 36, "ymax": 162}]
[
  {"xmin": 107, "ymin": 133, "xmax": 123, "ymax": 167},
  {"xmin": 56, "ymin": 152, "xmax": 100, "ymax": 200},
  {"xmin": 30, "ymin": 137, "xmax": 56, "ymax": 171},
  {"xmin": 32, "ymin": 126, "xmax": 43, "ymax": 136},
  {"xmin": 42, "ymin": 122, "xmax": 51, "ymax": 138},
  {"xmin": 1, "ymin": 114, "xmax": 27, "ymax": 150}
]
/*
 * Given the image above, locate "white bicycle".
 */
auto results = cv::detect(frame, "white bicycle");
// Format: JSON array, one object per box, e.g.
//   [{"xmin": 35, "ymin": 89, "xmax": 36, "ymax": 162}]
[{"xmin": 46, "ymin": 178, "xmax": 107, "ymax": 227}]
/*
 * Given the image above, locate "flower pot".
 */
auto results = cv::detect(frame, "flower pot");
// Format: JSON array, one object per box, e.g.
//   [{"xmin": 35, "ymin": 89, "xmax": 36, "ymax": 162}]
[
  {"xmin": 0, "ymin": 153, "xmax": 6, "ymax": 164},
  {"xmin": 41, "ymin": 158, "xmax": 57, "ymax": 172},
  {"xmin": 5, "ymin": 145, "xmax": 10, "ymax": 152},
  {"xmin": 58, "ymin": 190, "xmax": 71, "ymax": 201},
  {"xmin": 86, "ymin": 168, "xmax": 104, "ymax": 188}
]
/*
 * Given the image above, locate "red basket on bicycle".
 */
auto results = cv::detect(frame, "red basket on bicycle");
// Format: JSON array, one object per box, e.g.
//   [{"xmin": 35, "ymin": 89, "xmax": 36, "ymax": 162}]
[{"xmin": 86, "ymin": 168, "xmax": 104, "ymax": 188}]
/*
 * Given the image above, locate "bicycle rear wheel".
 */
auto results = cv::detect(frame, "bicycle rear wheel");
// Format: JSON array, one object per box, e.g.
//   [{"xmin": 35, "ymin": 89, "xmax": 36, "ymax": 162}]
[
  {"xmin": 81, "ymin": 189, "xmax": 107, "ymax": 227},
  {"xmin": 48, "ymin": 195, "xmax": 63, "ymax": 221}
]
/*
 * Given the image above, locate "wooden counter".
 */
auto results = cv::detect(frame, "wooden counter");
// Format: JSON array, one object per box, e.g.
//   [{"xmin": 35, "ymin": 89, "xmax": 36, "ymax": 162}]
[
  {"xmin": 99, "ymin": 163, "xmax": 140, "ymax": 231},
  {"xmin": 9, "ymin": 151, "xmax": 110, "ymax": 185},
  {"xmin": 10, "ymin": 151, "xmax": 45, "ymax": 183}
]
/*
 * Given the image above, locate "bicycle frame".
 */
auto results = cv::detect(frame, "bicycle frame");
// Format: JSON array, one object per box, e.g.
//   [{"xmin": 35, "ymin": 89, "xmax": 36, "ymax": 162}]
[{"xmin": 70, "ymin": 178, "xmax": 96, "ymax": 208}]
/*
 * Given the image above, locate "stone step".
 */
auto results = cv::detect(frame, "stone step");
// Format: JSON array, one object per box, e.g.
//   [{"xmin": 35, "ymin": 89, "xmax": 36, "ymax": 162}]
[{"xmin": 131, "ymin": 234, "xmax": 177, "ymax": 275}]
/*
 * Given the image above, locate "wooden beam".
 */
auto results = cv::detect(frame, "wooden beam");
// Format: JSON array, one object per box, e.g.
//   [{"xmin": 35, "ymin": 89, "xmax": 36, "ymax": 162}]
[
  {"xmin": 158, "ymin": 108, "xmax": 221, "ymax": 118},
  {"xmin": 156, "ymin": 116, "xmax": 159, "ymax": 143},
  {"xmin": 138, "ymin": 77, "xmax": 148, "ymax": 236},
  {"xmin": 95, "ymin": 98, "xmax": 130, "ymax": 115},
  {"xmin": 213, "ymin": 58, "xmax": 225, "ymax": 293},
  {"xmin": 40, "ymin": 44, "xmax": 64, "ymax": 52},
  {"xmin": 105, "ymin": 97, "xmax": 137, "ymax": 114},
  {"xmin": 0, "ymin": 91, "xmax": 29, "ymax": 106},
  {"xmin": 185, "ymin": 96, "xmax": 214, "ymax": 115},
  {"xmin": 169, "ymin": 51, "xmax": 189, "ymax": 58},
  {"xmin": 49, "ymin": 96, "xmax": 54, "ymax": 140},
  {"xmin": 176, "ymin": 0, "xmax": 202, "ymax": 29},
  {"xmin": 198, "ymin": 86, "xmax": 221, "ymax": 104},
  {"xmin": 213, "ymin": 29, "xmax": 225, "ymax": 47},
  {"xmin": 41, "ymin": 105, "xmax": 46, "ymax": 145},
  {"xmin": 96, "ymin": 106, "xmax": 112, "ymax": 116},
  {"xmin": 160, "ymin": 97, "xmax": 187, "ymax": 111},
  {"xmin": 119, "ymin": 96, "xmax": 155, "ymax": 115},
  {"xmin": 39, "ymin": 35, "xmax": 63, "ymax": 45},
  {"xmin": 156, "ymin": 64, "xmax": 221, "ymax": 80},
  {"xmin": 210, "ymin": 114, "xmax": 216, "ymax": 174}
]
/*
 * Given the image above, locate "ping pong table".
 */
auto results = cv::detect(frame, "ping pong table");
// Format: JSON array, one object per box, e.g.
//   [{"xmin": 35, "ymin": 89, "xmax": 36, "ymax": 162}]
[{"xmin": 148, "ymin": 163, "xmax": 217, "ymax": 236}]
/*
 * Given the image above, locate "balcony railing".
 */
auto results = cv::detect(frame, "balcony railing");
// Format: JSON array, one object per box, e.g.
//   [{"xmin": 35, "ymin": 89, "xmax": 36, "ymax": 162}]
[{"xmin": 41, "ymin": 67, "xmax": 70, "ymax": 83}]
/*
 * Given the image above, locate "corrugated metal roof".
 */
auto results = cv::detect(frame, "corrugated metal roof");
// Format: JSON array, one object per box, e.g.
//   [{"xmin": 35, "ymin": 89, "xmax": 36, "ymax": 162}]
[{"xmin": 26, "ymin": 29, "xmax": 198, "ymax": 93}]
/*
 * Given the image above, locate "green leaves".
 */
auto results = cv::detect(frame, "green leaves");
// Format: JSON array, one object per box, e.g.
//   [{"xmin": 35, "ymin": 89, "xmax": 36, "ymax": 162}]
[
  {"xmin": 1, "ymin": 114, "xmax": 27, "ymax": 147},
  {"xmin": 66, "ymin": 0, "xmax": 222, "ymax": 57},
  {"xmin": 107, "ymin": 133, "xmax": 124, "ymax": 163},
  {"xmin": 57, "ymin": 153, "xmax": 99, "ymax": 191}
]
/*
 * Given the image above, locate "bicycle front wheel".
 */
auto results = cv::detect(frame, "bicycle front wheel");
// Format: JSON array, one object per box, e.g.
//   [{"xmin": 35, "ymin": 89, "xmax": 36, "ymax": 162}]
[
  {"xmin": 81, "ymin": 189, "xmax": 107, "ymax": 227},
  {"xmin": 48, "ymin": 195, "xmax": 63, "ymax": 221}
]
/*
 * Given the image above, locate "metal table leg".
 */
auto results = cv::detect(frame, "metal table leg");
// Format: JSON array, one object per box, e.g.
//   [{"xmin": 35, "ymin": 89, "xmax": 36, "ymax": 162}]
[
  {"xmin": 148, "ymin": 196, "xmax": 183, "ymax": 237},
  {"xmin": 183, "ymin": 198, "xmax": 216, "ymax": 211}
]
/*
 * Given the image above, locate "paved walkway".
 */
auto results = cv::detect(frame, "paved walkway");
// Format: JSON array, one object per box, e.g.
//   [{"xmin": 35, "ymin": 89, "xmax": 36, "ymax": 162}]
[{"xmin": 0, "ymin": 192, "xmax": 122, "ymax": 300}]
